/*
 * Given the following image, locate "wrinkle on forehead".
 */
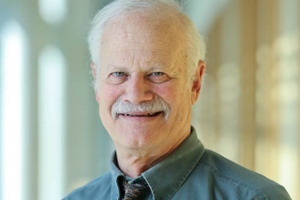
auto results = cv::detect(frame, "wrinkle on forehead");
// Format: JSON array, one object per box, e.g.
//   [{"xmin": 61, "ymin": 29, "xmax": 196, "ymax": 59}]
[
  {"xmin": 100, "ymin": 11, "xmax": 188, "ymax": 76},
  {"xmin": 101, "ymin": 11, "xmax": 186, "ymax": 50},
  {"xmin": 105, "ymin": 49, "xmax": 183, "ymax": 75}
]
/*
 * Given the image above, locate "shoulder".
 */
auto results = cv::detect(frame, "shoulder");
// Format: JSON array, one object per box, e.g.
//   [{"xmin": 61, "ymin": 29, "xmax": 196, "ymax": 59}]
[
  {"xmin": 62, "ymin": 171, "xmax": 111, "ymax": 200},
  {"xmin": 194, "ymin": 149, "xmax": 291, "ymax": 200}
]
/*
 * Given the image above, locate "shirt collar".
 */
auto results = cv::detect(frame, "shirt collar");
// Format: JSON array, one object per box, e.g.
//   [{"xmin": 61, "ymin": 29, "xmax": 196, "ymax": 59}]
[
  {"xmin": 109, "ymin": 154, "xmax": 123, "ymax": 199},
  {"xmin": 142, "ymin": 127, "xmax": 205, "ymax": 199},
  {"xmin": 109, "ymin": 127, "xmax": 205, "ymax": 200}
]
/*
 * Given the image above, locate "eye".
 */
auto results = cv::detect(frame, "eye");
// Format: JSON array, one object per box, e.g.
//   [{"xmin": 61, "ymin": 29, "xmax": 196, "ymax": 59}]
[
  {"xmin": 148, "ymin": 72, "xmax": 170, "ymax": 83},
  {"xmin": 107, "ymin": 71, "xmax": 128, "ymax": 84},
  {"xmin": 151, "ymin": 72, "xmax": 165, "ymax": 76},
  {"xmin": 111, "ymin": 72, "xmax": 126, "ymax": 77}
]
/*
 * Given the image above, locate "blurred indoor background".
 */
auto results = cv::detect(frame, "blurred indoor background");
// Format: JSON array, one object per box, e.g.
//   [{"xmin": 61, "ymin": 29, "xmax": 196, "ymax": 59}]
[{"xmin": 0, "ymin": 0, "xmax": 299, "ymax": 199}]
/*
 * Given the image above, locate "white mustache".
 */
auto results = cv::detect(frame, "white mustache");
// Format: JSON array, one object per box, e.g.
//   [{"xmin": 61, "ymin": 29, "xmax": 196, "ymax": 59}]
[{"xmin": 111, "ymin": 96, "xmax": 170, "ymax": 120}]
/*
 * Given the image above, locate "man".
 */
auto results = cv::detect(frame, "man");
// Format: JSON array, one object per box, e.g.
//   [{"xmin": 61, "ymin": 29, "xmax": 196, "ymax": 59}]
[{"xmin": 64, "ymin": 0, "xmax": 291, "ymax": 199}]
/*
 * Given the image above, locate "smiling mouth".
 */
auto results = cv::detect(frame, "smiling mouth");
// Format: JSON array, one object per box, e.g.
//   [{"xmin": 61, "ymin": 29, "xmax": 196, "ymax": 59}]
[{"xmin": 117, "ymin": 111, "xmax": 162, "ymax": 117}]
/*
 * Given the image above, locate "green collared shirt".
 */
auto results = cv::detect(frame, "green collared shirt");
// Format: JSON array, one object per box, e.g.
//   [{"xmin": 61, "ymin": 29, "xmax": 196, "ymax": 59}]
[{"xmin": 64, "ymin": 127, "xmax": 291, "ymax": 200}]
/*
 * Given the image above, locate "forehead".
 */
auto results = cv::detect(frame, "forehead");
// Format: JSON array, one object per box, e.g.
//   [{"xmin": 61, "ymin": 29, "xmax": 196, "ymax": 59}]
[
  {"xmin": 102, "ymin": 12, "xmax": 185, "ymax": 52},
  {"xmin": 100, "ymin": 12, "xmax": 187, "ymax": 69}
]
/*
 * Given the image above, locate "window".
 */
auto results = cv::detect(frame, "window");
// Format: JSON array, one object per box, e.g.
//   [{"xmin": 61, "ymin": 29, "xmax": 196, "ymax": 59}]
[
  {"xmin": 0, "ymin": 20, "xmax": 27, "ymax": 200},
  {"xmin": 38, "ymin": 46, "xmax": 66, "ymax": 200}
]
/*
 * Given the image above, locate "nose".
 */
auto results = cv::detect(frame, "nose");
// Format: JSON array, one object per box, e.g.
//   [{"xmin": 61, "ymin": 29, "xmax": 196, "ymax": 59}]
[{"xmin": 122, "ymin": 73, "xmax": 154, "ymax": 104}]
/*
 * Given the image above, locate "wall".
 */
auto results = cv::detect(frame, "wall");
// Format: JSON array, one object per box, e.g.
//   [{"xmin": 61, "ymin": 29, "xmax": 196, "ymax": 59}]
[{"xmin": 192, "ymin": 1, "xmax": 300, "ymax": 199}]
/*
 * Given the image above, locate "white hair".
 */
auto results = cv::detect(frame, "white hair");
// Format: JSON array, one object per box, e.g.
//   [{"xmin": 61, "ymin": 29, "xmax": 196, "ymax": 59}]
[
  {"xmin": 88, "ymin": 0, "xmax": 206, "ymax": 90},
  {"xmin": 112, "ymin": 95, "xmax": 171, "ymax": 120}
]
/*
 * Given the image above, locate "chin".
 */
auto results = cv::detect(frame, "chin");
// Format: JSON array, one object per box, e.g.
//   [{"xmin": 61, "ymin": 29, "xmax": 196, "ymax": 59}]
[{"xmin": 120, "ymin": 129, "xmax": 158, "ymax": 145}]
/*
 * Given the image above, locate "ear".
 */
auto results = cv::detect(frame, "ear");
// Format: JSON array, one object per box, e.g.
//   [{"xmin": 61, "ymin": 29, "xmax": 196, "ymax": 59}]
[
  {"xmin": 191, "ymin": 61, "xmax": 205, "ymax": 104},
  {"xmin": 91, "ymin": 63, "xmax": 100, "ymax": 103},
  {"xmin": 91, "ymin": 62, "xmax": 97, "ymax": 79}
]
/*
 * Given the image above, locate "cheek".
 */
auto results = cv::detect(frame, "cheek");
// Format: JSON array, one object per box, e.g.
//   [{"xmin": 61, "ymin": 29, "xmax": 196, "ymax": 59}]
[
  {"xmin": 154, "ymin": 85, "xmax": 175, "ymax": 101},
  {"xmin": 155, "ymin": 83, "xmax": 187, "ymax": 101},
  {"xmin": 155, "ymin": 84, "xmax": 192, "ymax": 117},
  {"xmin": 99, "ymin": 85, "xmax": 123, "ymax": 109},
  {"xmin": 98, "ymin": 87, "xmax": 120, "ymax": 127}
]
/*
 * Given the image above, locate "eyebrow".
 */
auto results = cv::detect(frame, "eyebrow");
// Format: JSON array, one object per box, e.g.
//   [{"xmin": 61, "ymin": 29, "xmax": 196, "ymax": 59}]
[
  {"xmin": 107, "ymin": 63, "xmax": 167, "ymax": 69},
  {"xmin": 106, "ymin": 64, "xmax": 128, "ymax": 71}
]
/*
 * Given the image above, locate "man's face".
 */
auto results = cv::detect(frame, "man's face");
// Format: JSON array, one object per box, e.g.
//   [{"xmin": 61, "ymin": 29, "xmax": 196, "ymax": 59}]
[{"xmin": 95, "ymin": 13, "xmax": 202, "ymax": 153}]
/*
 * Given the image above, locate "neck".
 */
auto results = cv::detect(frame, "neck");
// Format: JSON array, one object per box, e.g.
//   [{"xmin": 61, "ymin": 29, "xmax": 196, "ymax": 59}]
[
  {"xmin": 115, "ymin": 131, "xmax": 190, "ymax": 178},
  {"xmin": 116, "ymin": 151, "xmax": 167, "ymax": 178}
]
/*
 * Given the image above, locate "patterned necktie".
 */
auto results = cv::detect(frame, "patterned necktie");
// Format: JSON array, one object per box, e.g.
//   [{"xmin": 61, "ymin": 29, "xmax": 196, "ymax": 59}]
[{"xmin": 122, "ymin": 179, "xmax": 149, "ymax": 200}]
